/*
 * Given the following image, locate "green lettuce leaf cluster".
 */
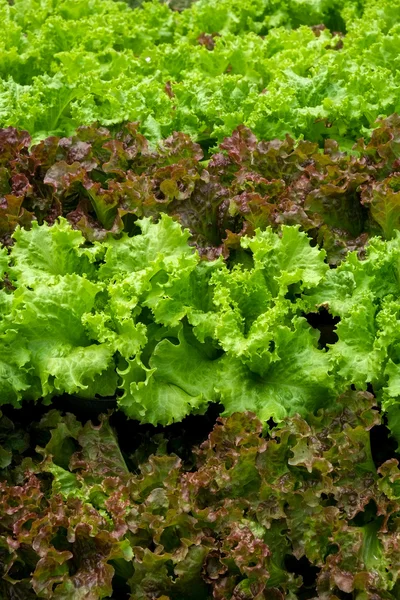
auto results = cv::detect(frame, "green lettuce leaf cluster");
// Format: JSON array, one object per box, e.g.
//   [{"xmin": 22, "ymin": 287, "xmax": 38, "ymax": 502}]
[
  {"xmin": 2, "ymin": 392, "xmax": 400, "ymax": 598},
  {"xmin": 1, "ymin": 216, "xmax": 335, "ymax": 425},
  {"xmin": 306, "ymin": 231, "xmax": 400, "ymax": 447},
  {"xmin": 1, "ymin": 0, "xmax": 400, "ymax": 146},
  {"xmin": 6, "ymin": 212, "xmax": 400, "ymax": 437}
]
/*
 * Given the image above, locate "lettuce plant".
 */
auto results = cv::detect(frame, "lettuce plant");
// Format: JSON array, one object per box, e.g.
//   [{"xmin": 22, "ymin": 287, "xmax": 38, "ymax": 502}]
[
  {"xmin": 1, "ymin": 0, "xmax": 399, "ymax": 145},
  {"xmin": 1, "ymin": 392, "xmax": 400, "ymax": 598},
  {"xmin": 4, "ymin": 210, "xmax": 400, "ymax": 437},
  {"xmin": 2, "ymin": 115, "xmax": 400, "ymax": 264},
  {"xmin": 305, "ymin": 230, "xmax": 400, "ymax": 447},
  {"xmin": 0, "ymin": 215, "xmax": 335, "ymax": 425}
]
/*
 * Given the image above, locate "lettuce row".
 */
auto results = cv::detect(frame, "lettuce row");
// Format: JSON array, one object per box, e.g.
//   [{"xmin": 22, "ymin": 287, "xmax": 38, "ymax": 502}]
[
  {"xmin": 0, "ymin": 216, "xmax": 335, "ymax": 425},
  {"xmin": 3, "ymin": 115, "xmax": 400, "ymax": 264},
  {"xmin": 1, "ymin": 0, "xmax": 399, "ymax": 145},
  {"xmin": 2, "ymin": 214, "xmax": 400, "ymax": 438},
  {"xmin": 2, "ymin": 392, "xmax": 400, "ymax": 598}
]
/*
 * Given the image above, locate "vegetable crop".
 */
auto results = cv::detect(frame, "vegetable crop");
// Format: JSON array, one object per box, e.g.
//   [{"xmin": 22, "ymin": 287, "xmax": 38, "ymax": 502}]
[
  {"xmin": 0, "ymin": 216, "xmax": 333, "ymax": 425},
  {"xmin": 3, "ymin": 213, "xmax": 400, "ymax": 448},
  {"xmin": 1, "ymin": 0, "xmax": 400, "ymax": 146},
  {"xmin": 3, "ymin": 0, "xmax": 400, "ymax": 597},
  {"xmin": 3, "ymin": 115, "xmax": 400, "ymax": 264},
  {"xmin": 2, "ymin": 392, "xmax": 400, "ymax": 599}
]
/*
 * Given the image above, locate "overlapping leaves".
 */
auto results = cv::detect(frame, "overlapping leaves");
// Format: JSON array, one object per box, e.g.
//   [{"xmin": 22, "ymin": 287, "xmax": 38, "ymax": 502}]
[
  {"xmin": 1, "ymin": 392, "xmax": 400, "ymax": 598},
  {"xmin": 5, "ymin": 202, "xmax": 400, "ymax": 438},
  {"xmin": 305, "ymin": 231, "xmax": 400, "ymax": 447},
  {"xmin": 0, "ymin": 215, "xmax": 334, "ymax": 425},
  {"xmin": 3, "ymin": 115, "xmax": 400, "ymax": 264},
  {"xmin": 0, "ymin": 0, "xmax": 399, "ymax": 145}
]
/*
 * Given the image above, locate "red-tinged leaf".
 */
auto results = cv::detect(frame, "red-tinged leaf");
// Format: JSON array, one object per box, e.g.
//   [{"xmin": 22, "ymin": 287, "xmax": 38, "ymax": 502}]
[
  {"xmin": 3, "ymin": 117, "xmax": 400, "ymax": 262},
  {"xmin": 361, "ymin": 177, "xmax": 400, "ymax": 239},
  {"xmin": 1, "ymin": 392, "xmax": 400, "ymax": 598}
]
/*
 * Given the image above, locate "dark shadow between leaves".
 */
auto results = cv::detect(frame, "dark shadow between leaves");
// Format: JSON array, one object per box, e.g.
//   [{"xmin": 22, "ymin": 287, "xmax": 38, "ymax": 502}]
[
  {"xmin": 305, "ymin": 308, "xmax": 340, "ymax": 349},
  {"xmin": 370, "ymin": 413, "xmax": 400, "ymax": 469},
  {"xmin": 284, "ymin": 554, "xmax": 320, "ymax": 590}
]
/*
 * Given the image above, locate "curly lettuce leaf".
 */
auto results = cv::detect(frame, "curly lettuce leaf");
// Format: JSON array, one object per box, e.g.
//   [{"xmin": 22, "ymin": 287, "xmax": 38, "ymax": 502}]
[
  {"xmin": 241, "ymin": 224, "xmax": 328, "ymax": 296},
  {"xmin": 12, "ymin": 275, "xmax": 114, "ymax": 398},
  {"xmin": 10, "ymin": 218, "xmax": 101, "ymax": 286},
  {"xmin": 305, "ymin": 231, "xmax": 400, "ymax": 444},
  {"xmin": 3, "ymin": 391, "xmax": 399, "ymax": 598},
  {"xmin": 118, "ymin": 325, "xmax": 221, "ymax": 425},
  {"xmin": 0, "ymin": 0, "xmax": 396, "ymax": 147},
  {"xmin": 216, "ymin": 317, "xmax": 335, "ymax": 422}
]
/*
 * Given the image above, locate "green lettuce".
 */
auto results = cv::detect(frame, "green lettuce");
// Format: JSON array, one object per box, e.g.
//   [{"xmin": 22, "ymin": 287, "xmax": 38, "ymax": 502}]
[
  {"xmin": 0, "ymin": 0, "xmax": 399, "ymax": 145},
  {"xmin": 305, "ymin": 232, "xmax": 400, "ymax": 445},
  {"xmin": 6, "ymin": 212, "xmax": 400, "ymax": 434},
  {"xmin": 0, "ymin": 216, "xmax": 336, "ymax": 424}
]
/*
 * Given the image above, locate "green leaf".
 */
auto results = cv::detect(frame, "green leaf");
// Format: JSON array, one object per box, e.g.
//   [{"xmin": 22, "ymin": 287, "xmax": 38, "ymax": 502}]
[
  {"xmin": 118, "ymin": 326, "xmax": 220, "ymax": 425},
  {"xmin": 241, "ymin": 225, "xmax": 328, "ymax": 297},
  {"xmin": 99, "ymin": 214, "xmax": 196, "ymax": 280},
  {"xmin": 328, "ymin": 293, "xmax": 383, "ymax": 388},
  {"xmin": 217, "ymin": 317, "xmax": 335, "ymax": 421},
  {"xmin": 11, "ymin": 219, "xmax": 97, "ymax": 286},
  {"xmin": 11, "ymin": 274, "xmax": 113, "ymax": 398}
]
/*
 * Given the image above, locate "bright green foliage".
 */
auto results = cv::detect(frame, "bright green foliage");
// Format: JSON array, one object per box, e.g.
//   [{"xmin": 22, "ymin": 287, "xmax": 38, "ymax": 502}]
[
  {"xmin": 6, "ymin": 216, "xmax": 400, "ymax": 434},
  {"xmin": 306, "ymin": 233, "xmax": 400, "ymax": 446},
  {"xmin": 118, "ymin": 325, "xmax": 221, "ymax": 424},
  {"xmin": 10, "ymin": 218, "xmax": 100, "ymax": 285},
  {"xmin": 210, "ymin": 227, "xmax": 333, "ymax": 420},
  {"xmin": 0, "ymin": 217, "xmax": 335, "ymax": 424},
  {"xmin": 1, "ymin": 0, "xmax": 399, "ymax": 146}
]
